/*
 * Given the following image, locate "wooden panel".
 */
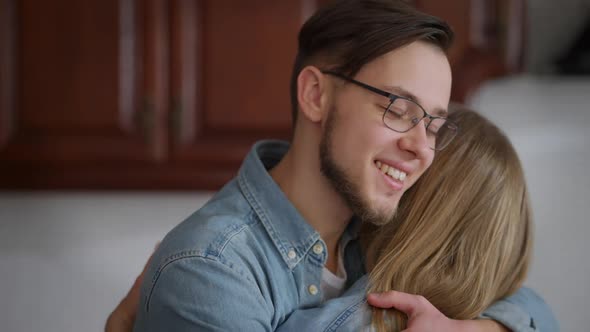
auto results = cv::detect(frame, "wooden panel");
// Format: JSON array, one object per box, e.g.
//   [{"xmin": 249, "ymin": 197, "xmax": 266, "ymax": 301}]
[
  {"xmin": 0, "ymin": 0, "xmax": 165, "ymax": 165},
  {"xmin": 203, "ymin": 1, "xmax": 303, "ymax": 131},
  {"xmin": 0, "ymin": 0, "xmax": 176, "ymax": 189},
  {"xmin": 0, "ymin": 0, "xmax": 526, "ymax": 190},
  {"xmin": 417, "ymin": 0, "xmax": 526, "ymax": 101},
  {"xmin": 168, "ymin": 0, "xmax": 313, "ymax": 183},
  {"xmin": 0, "ymin": 0, "xmax": 16, "ymax": 148}
]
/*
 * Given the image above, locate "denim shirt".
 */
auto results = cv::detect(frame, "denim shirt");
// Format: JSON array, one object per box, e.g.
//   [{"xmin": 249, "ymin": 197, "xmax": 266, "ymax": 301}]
[{"xmin": 133, "ymin": 140, "xmax": 558, "ymax": 332}]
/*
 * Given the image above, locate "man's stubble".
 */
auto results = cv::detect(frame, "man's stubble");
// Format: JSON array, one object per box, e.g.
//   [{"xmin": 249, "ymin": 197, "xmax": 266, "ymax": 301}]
[{"xmin": 319, "ymin": 106, "xmax": 396, "ymax": 226}]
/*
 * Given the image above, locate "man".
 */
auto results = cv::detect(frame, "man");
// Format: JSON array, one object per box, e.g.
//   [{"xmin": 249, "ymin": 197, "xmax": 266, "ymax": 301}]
[{"xmin": 129, "ymin": 1, "xmax": 556, "ymax": 331}]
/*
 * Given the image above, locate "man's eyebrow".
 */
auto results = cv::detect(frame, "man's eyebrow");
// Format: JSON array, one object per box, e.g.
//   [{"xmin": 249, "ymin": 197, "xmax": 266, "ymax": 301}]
[{"xmin": 381, "ymin": 85, "xmax": 448, "ymax": 117}]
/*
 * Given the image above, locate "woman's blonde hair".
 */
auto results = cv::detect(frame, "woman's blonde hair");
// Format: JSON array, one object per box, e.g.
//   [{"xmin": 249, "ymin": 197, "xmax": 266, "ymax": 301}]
[{"xmin": 364, "ymin": 108, "xmax": 532, "ymax": 331}]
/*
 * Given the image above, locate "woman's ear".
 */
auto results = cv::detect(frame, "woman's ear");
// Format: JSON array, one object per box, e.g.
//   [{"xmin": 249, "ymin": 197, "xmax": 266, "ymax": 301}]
[{"xmin": 297, "ymin": 66, "xmax": 330, "ymax": 123}]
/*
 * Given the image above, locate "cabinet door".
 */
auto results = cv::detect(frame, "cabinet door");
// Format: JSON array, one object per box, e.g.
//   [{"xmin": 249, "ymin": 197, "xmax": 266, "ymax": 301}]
[
  {"xmin": 0, "ymin": 0, "xmax": 521, "ymax": 190},
  {"xmin": 0, "ymin": 0, "xmax": 169, "ymax": 189},
  {"xmin": 416, "ymin": 0, "xmax": 526, "ymax": 101},
  {"xmin": 165, "ymin": 0, "xmax": 316, "ymax": 189}
]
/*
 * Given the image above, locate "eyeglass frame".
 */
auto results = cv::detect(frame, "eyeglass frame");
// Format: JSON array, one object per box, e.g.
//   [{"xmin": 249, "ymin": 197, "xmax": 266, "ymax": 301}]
[{"xmin": 321, "ymin": 70, "xmax": 459, "ymax": 151}]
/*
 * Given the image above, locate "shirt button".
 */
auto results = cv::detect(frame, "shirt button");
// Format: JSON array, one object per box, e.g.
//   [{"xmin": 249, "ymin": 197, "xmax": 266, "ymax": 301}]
[
  {"xmin": 287, "ymin": 249, "xmax": 297, "ymax": 260},
  {"xmin": 312, "ymin": 243, "xmax": 324, "ymax": 255},
  {"xmin": 308, "ymin": 284, "xmax": 318, "ymax": 295}
]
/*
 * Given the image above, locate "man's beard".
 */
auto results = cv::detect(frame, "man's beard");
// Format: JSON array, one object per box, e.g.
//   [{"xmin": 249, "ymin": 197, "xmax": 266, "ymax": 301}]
[{"xmin": 319, "ymin": 108, "xmax": 395, "ymax": 226}]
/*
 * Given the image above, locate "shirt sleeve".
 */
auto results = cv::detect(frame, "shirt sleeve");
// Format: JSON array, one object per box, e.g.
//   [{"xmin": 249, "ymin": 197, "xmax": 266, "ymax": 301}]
[
  {"xmin": 132, "ymin": 255, "xmax": 273, "ymax": 332},
  {"xmin": 480, "ymin": 287, "xmax": 559, "ymax": 332}
]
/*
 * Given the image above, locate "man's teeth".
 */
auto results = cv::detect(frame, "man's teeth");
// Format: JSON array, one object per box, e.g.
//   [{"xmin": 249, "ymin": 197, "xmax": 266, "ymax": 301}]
[{"xmin": 375, "ymin": 161, "xmax": 407, "ymax": 181}]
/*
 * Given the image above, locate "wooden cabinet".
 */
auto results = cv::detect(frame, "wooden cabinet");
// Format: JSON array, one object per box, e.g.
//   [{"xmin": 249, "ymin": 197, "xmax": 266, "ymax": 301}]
[
  {"xmin": 0, "ymin": 0, "xmax": 311, "ymax": 189},
  {"xmin": 166, "ymin": 0, "xmax": 303, "ymax": 188},
  {"xmin": 0, "ymin": 0, "xmax": 524, "ymax": 190},
  {"xmin": 1, "ymin": 0, "xmax": 164, "ymax": 176}
]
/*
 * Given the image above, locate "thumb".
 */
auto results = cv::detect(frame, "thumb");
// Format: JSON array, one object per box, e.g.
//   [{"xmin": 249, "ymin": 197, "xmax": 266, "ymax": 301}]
[{"xmin": 367, "ymin": 290, "xmax": 423, "ymax": 317}]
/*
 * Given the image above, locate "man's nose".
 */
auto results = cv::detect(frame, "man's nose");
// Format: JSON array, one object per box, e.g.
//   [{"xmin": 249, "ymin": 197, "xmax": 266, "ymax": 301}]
[{"xmin": 398, "ymin": 121, "xmax": 430, "ymax": 157}]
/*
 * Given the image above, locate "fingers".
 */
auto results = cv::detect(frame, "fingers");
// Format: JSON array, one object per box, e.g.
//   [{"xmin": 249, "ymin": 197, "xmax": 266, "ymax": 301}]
[{"xmin": 367, "ymin": 290, "xmax": 427, "ymax": 317}]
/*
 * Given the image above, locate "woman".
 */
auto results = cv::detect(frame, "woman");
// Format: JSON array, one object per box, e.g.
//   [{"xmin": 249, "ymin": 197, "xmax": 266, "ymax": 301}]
[
  {"xmin": 364, "ymin": 107, "xmax": 532, "ymax": 331},
  {"xmin": 275, "ymin": 107, "xmax": 539, "ymax": 331}
]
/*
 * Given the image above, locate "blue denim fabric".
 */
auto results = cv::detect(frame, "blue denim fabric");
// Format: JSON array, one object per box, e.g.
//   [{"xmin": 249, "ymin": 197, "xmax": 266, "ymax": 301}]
[
  {"xmin": 277, "ymin": 276, "xmax": 559, "ymax": 332},
  {"xmin": 481, "ymin": 286, "xmax": 560, "ymax": 332},
  {"xmin": 133, "ymin": 140, "xmax": 557, "ymax": 332},
  {"xmin": 133, "ymin": 140, "xmax": 364, "ymax": 331}
]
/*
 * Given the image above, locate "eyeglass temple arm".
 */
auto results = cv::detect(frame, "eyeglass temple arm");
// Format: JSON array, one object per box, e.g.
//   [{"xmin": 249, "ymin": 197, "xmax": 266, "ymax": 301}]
[{"xmin": 321, "ymin": 70, "xmax": 395, "ymax": 100}]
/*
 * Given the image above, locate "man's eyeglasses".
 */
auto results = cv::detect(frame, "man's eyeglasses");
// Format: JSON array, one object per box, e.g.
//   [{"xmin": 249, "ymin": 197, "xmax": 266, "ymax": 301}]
[{"xmin": 322, "ymin": 70, "xmax": 458, "ymax": 151}]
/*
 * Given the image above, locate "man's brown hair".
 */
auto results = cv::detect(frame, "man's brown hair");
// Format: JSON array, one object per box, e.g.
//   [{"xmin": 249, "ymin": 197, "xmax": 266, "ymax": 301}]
[{"xmin": 290, "ymin": 0, "xmax": 454, "ymax": 124}]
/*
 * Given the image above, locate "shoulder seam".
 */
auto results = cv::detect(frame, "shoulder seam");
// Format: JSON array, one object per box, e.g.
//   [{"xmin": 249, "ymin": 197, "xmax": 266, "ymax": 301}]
[
  {"xmin": 324, "ymin": 298, "xmax": 367, "ymax": 332},
  {"xmin": 145, "ymin": 251, "xmax": 259, "ymax": 312},
  {"xmin": 205, "ymin": 214, "xmax": 258, "ymax": 257}
]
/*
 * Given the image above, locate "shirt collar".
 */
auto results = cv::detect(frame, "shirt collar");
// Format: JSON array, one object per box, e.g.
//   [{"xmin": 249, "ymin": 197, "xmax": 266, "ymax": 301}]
[
  {"xmin": 238, "ymin": 140, "xmax": 320, "ymax": 269},
  {"xmin": 238, "ymin": 140, "xmax": 362, "ymax": 270}
]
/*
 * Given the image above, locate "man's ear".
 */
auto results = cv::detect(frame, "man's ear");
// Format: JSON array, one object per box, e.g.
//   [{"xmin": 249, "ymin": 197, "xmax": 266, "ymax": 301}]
[{"xmin": 297, "ymin": 66, "xmax": 330, "ymax": 123}]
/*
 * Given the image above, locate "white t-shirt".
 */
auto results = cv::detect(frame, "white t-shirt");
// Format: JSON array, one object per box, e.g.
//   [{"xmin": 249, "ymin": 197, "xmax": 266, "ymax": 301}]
[{"xmin": 320, "ymin": 243, "xmax": 348, "ymax": 301}]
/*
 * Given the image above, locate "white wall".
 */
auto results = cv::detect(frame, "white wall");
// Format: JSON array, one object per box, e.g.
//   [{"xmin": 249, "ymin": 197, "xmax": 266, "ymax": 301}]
[
  {"xmin": 0, "ymin": 193, "xmax": 213, "ymax": 332},
  {"xmin": 469, "ymin": 75, "xmax": 590, "ymax": 332}
]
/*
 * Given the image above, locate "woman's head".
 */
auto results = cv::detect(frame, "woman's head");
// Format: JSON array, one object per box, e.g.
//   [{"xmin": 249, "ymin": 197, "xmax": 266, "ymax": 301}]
[{"xmin": 364, "ymin": 107, "xmax": 532, "ymax": 331}]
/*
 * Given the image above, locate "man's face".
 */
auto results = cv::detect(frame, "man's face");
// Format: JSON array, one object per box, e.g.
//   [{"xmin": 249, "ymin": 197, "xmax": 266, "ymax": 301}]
[{"xmin": 320, "ymin": 41, "xmax": 452, "ymax": 225}]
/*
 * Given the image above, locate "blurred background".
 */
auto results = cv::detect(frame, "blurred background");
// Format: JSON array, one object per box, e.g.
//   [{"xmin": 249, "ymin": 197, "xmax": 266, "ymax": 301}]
[{"xmin": 1, "ymin": 0, "xmax": 588, "ymax": 331}]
